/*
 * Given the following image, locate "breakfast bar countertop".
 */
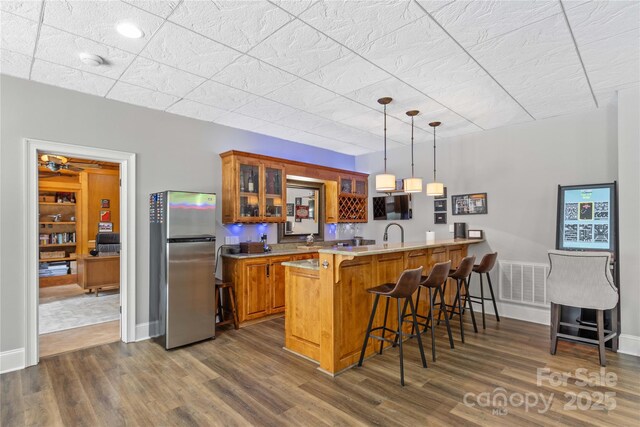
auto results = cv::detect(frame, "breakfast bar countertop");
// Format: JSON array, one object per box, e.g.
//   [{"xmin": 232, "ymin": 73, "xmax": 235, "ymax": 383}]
[
  {"xmin": 281, "ymin": 259, "xmax": 320, "ymax": 271},
  {"xmin": 317, "ymin": 238, "xmax": 484, "ymax": 257}
]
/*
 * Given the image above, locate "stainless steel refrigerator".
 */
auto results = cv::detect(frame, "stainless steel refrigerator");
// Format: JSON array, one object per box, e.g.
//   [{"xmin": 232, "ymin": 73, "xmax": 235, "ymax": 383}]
[{"xmin": 150, "ymin": 191, "xmax": 216, "ymax": 349}]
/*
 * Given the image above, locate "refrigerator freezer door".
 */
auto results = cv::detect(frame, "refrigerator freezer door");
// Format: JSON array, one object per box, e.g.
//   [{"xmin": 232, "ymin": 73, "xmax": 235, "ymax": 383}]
[
  {"xmin": 167, "ymin": 192, "xmax": 216, "ymax": 239},
  {"xmin": 166, "ymin": 240, "xmax": 215, "ymax": 349}
]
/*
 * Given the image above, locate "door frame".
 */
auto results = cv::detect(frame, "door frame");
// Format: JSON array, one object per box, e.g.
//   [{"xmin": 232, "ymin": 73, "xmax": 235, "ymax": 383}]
[{"xmin": 24, "ymin": 138, "xmax": 136, "ymax": 367}]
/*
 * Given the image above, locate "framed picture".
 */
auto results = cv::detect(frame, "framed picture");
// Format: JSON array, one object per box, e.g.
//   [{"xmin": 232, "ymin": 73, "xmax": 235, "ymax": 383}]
[
  {"xmin": 295, "ymin": 205, "xmax": 309, "ymax": 220},
  {"xmin": 434, "ymin": 186, "xmax": 447, "ymax": 200},
  {"xmin": 101, "ymin": 199, "xmax": 110, "ymax": 208},
  {"xmin": 286, "ymin": 203, "xmax": 294, "ymax": 216},
  {"xmin": 98, "ymin": 222, "xmax": 113, "ymax": 232},
  {"xmin": 100, "ymin": 210, "xmax": 111, "ymax": 222},
  {"xmin": 434, "ymin": 200, "xmax": 447, "ymax": 212},
  {"xmin": 452, "ymin": 193, "xmax": 488, "ymax": 215},
  {"xmin": 468, "ymin": 229, "xmax": 484, "ymax": 239},
  {"xmin": 295, "ymin": 197, "xmax": 302, "ymax": 206},
  {"xmin": 434, "ymin": 212, "xmax": 447, "ymax": 224}
]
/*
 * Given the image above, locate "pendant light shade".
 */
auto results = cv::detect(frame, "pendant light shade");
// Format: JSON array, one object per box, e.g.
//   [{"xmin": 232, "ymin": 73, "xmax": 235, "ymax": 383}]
[
  {"xmin": 403, "ymin": 110, "xmax": 423, "ymax": 193},
  {"xmin": 427, "ymin": 121, "xmax": 444, "ymax": 197},
  {"xmin": 375, "ymin": 97, "xmax": 396, "ymax": 192}
]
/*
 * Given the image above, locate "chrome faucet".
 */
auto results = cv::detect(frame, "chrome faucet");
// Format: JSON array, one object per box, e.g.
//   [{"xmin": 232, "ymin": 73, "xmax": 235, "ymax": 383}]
[{"xmin": 383, "ymin": 222, "xmax": 404, "ymax": 243}]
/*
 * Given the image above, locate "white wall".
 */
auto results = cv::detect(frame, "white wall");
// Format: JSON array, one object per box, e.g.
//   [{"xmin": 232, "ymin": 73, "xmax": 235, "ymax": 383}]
[
  {"xmin": 0, "ymin": 75, "xmax": 355, "ymax": 354},
  {"xmin": 617, "ymin": 86, "xmax": 640, "ymax": 354},
  {"xmin": 356, "ymin": 106, "xmax": 619, "ymax": 324}
]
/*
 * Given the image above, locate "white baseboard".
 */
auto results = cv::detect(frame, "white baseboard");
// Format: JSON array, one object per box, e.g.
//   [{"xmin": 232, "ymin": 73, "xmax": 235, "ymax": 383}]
[
  {"xmin": 479, "ymin": 300, "xmax": 550, "ymax": 325},
  {"xmin": 619, "ymin": 334, "xmax": 640, "ymax": 356},
  {"xmin": 135, "ymin": 321, "xmax": 159, "ymax": 341},
  {"xmin": 0, "ymin": 348, "xmax": 25, "ymax": 374}
]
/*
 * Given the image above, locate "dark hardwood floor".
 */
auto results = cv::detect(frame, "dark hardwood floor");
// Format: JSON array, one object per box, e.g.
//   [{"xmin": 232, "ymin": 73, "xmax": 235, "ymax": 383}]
[{"xmin": 2, "ymin": 315, "xmax": 639, "ymax": 426}]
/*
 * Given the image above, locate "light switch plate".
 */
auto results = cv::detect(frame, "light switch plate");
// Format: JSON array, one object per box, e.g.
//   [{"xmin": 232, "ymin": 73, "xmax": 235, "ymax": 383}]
[{"xmin": 449, "ymin": 225, "xmax": 455, "ymax": 233}]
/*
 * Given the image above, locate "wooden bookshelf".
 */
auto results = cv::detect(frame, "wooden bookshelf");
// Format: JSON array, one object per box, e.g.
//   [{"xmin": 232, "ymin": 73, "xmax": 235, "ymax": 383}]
[
  {"xmin": 39, "ymin": 243, "xmax": 77, "ymax": 248},
  {"xmin": 39, "ymin": 256, "xmax": 77, "ymax": 262}
]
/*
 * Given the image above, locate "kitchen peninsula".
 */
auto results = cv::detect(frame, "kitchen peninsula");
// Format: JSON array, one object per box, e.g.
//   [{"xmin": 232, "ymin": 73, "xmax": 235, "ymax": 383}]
[{"xmin": 284, "ymin": 239, "xmax": 483, "ymax": 375}]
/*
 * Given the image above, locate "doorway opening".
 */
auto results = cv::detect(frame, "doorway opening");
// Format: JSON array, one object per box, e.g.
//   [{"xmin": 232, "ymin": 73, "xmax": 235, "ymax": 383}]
[
  {"xmin": 25, "ymin": 138, "xmax": 136, "ymax": 367},
  {"xmin": 37, "ymin": 153, "xmax": 121, "ymax": 357}
]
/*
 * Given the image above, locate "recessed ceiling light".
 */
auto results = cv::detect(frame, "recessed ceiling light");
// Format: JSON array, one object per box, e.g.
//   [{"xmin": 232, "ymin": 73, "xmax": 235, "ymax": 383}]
[
  {"xmin": 116, "ymin": 21, "xmax": 144, "ymax": 39},
  {"xmin": 79, "ymin": 52, "xmax": 104, "ymax": 66}
]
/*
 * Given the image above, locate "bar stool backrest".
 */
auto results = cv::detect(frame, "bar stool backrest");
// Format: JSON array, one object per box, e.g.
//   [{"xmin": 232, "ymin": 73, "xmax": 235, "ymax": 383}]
[
  {"xmin": 387, "ymin": 266, "xmax": 424, "ymax": 298},
  {"xmin": 476, "ymin": 252, "xmax": 498, "ymax": 273},
  {"xmin": 450, "ymin": 255, "xmax": 476, "ymax": 279},
  {"xmin": 422, "ymin": 261, "xmax": 452, "ymax": 287}
]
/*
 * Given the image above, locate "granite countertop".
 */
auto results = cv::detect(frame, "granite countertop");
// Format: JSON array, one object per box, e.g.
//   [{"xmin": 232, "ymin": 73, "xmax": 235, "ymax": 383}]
[
  {"xmin": 281, "ymin": 259, "xmax": 320, "ymax": 271},
  {"xmin": 317, "ymin": 238, "xmax": 484, "ymax": 257},
  {"xmin": 221, "ymin": 240, "xmax": 375, "ymax": 259},
  {"xmin": 221, "ymin": 247, "xmax": 320, "ymax": 259}
]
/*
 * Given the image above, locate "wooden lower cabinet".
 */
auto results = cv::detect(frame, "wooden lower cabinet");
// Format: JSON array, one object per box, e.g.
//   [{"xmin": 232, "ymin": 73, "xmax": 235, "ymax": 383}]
[{"xmin": 223, "ymin": 253, "xmax": 318, "ymax": 323}]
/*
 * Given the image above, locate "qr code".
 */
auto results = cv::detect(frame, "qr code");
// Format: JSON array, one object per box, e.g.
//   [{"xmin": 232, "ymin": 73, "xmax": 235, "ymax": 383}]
[
  {"xmin": 565, "ymin": 203, "xmax": 578, "ymax": 220},
  {"xmin": 594, "ymin": 224, "xmax": 609, "ymax": 242},
  {"xmin": 564, "ymin": 224, "xmax": 578, "ymax": 241},
  {"xmin": 594, "ymin": 202, "xmax": 609, "ymax": 220},
  {"xmin": 579, "ymin": 224, "xmax": 593, "ymax": 242}
]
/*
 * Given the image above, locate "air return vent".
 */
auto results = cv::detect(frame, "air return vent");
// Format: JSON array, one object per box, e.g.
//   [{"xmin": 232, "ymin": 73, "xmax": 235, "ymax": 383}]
[{"xmin": 499, "ymin": 260, "xmax": 549, "ymax": 307}]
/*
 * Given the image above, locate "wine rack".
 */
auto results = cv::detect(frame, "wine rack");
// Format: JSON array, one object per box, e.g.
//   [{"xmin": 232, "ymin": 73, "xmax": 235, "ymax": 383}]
[{"xmin": 338, "ymin": 195, "xmax": 367, "ymax": 222}]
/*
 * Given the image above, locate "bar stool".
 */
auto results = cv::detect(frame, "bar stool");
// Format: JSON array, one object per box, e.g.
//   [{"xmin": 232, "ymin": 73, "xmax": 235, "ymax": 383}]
[
  {"xmin": 215, "ymin": 278, "xmax": 239, "ymax": 330},
  {"xmin": 465, "ymin": 252, "xmax": 499, "ymax": 329},
  {"xmin": 357, "ymin": 266, "xmax": 426, "ymax": 386},
  {"xmin": 437, "ymin": 256, "xmax": 477, "ymax": 342},
  {"xmin": 400, "ymin": 261, "xmax": 455, "ymax": 362}
]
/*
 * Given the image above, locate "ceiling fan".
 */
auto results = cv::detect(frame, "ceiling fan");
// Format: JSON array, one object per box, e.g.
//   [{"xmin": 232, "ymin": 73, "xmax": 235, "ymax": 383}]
[{"xmin": 39, "ymin": 154, "xmax": 102, "ymax": 173}]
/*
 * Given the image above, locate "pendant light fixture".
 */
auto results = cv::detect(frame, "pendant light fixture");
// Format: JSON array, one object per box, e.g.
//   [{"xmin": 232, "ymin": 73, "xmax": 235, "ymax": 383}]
[
  {"xmin": 403, "ymin": 110, "xmax": 422, "ymax": 193},
  {"xmin": 375, "ymin": 97, "xmax": 396, "ymax": 192},
  {"xmin": 426, "ymin": 121, "xmax": 444, "ymax": 197}
]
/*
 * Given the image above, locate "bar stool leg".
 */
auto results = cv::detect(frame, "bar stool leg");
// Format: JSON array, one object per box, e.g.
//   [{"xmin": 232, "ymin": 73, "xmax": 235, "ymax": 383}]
[
  {"xmin": 611, "ymin": 305, "xmax": 619, "ymax": 352},
  {"xmin": 436, "ymin": 280, "xmax": 448, "ymax": 326},
  {"xmin": 228, "ymin": 286, "xmax": 239, "ymax": 330},
  {"xmin": 479, "ymin": 273, "xmax": 486, "ymax": 329},
  {"xmin": 463, "ymin": 278, "xmax": 478, "ymax": 333},
  {"xmin": 358, "ymin": 295, "xmax": 380, "ymax": 367},
  {"xmin": 411, "ymin": 287, "xmax": 422, "ymax": 336},
  {"xmin": 408, "ymin": 297, "xmax": 427, "ymax": 368},
  {"xmin": 454, "ymin": 279, "xmax": 465, "ymax": 343},
  {"xmin": 397, "ymin": 299, "xmax": 405, "ymax": 386},
  {"xmin": 486, "ymin": 272, "xmax": 500, "ymax": 322},
  {"xmin": 550, "ymin": 302, "xmax": 560, "ymax": 355},
  {"xmin": 428, "ymin": 287, "xmax": 436, "ymax": 361},
  {"xmin": 597, "ymin": 309, "xmax": 606, "ymax": 367},
  {"xmin": 380, "ymin": 298, "xmax": 390, "ymax": 354},
  {"xmin": 438, "ymin": 285, "xmax": 455, "ymax": 349}
]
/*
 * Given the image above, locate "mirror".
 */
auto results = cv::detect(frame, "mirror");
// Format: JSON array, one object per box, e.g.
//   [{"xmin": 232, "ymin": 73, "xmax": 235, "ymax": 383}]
[{"xmin": 278, "ymin": 180, "xmax": 324, "ymax": 242}]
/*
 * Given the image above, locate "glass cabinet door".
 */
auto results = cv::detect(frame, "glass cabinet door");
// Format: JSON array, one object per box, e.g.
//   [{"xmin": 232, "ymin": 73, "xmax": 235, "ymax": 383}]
[
  {"xmin": 238, "ymin": 163, "xmax": 260, "ymax": 219},
  {"xmin": 340, "ymin": 177, "xmax": 353, "ymax": 194},
  {"xmin": 354, "ymin": 178, "xmax": 367, "ymax": 196},
  {"xmin": 264, "ymin": 166, "xmax": 284, "ymax": 219}
]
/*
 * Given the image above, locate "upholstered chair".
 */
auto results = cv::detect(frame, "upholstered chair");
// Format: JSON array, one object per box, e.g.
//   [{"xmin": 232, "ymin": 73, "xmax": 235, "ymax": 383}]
[{"xmin": 547, "ymin": 250, "xmax": 618, "ymax": 366}]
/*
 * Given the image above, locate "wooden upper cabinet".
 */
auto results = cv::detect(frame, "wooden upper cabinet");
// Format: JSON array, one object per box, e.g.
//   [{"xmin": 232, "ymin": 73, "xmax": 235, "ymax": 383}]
[
  {"xmin": 221, "ymin": 151, "xmax": 368, "ymax": 224},
  {"xmin": 221, "ymin": 153, "xmax": 286, "ymax": 224}
]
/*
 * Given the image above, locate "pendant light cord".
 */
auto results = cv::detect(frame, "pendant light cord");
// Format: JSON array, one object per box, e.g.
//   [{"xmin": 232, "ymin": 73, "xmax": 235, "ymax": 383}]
[
  {"xmin": 411, "ymin": 116, "xmax": 415, "ymax": 178},
  {"xmin": 383, "ymin": 103, "xmax": 388, "ymax": 174},
  {"xmin": 433, "ymin": 125, "xmax": 437, "ymax": 181}
]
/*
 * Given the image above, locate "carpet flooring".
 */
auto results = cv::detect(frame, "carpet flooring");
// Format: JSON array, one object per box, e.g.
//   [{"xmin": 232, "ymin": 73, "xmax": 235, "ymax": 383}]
[{"xmin": 39, "ymin": 292, "xmax": 120, "ymax": 334}]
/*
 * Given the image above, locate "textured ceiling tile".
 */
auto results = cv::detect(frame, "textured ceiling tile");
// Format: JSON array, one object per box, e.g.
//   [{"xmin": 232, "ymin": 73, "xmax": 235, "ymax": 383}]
[
  {"xmin": 250, "ymin": 20, "xmax": 344, "ymax": 75},
  {"xmin": 186, "ymin": 79, "xmax": 258, "ymax": 110},
  {"xmin": 166, "ymin": 99, "xmax": 228, "ymax": 122},
  {"xmin": 0, "ymin": 48, "xmax": 32, "ymax": 78},
  {"xmin": 401, "ymin": 52, "xmax": 486, "ymax": 96},
  {"xmin": 525, "ymin": 92, "xmax": 595, "ymax": 119},
  {"xmin": 107, "ymin": 81, "xmax": 179, "ymax": 110},
  {"xmin": 304, "ymin": 52, "xmax": 389, "ymax": 95},
  {"xmin": 212, "ymin": 55, "xmax": 296, "ymax": 95},
  {"xmin": 415, "ymin": 1, "xmax": 456, "ymax": 14},
  {"xmin": 44, "ymin": 1, "xmax": 164, "ymax": 53},
  {"xmin": 338, "ymin": 110, "xmax": 383, "ymax": 133},
  {"xmin": 142, "ymin": 22, "xmax": 241, "ymax": 78},
  {"xmin": 273, "ymin": 109, "xmax": 335, "ymax": 131},
  {"xmin": 235, "ymin": 97, "xmax": 298, "ymax": 122},
  {"xmin": 0, "ymin": 1, "xmax": 42, "ymax": 21},
  {"xmin": 579, "ymin": 28, "xmax": 640, "ymax": 91},
  {"xmin": 269, "ymin": 0, "xmax": 316, "ymax": 17},
  {"xmin": 418, "ymin": 108, "xmax": 479, "ymax": 133},
  {"xmin": 252, "ymin": 121, "xmax": 301, "ymax": 140},
  {"xmin": 436, "ymin": 119, "xmax": 483, "ymax": 138},
  {"xmin": 430, "ymin": 0, "xmax": 561, "ymax": 47},
  {"xmin": 36, "ymin": 25, "xmax": 135, "ymax": 79},
  {"xmin": 1, "ymin": 11, "xmax": 38, "ymax": 55},
  {"xmin": 31, "ymin": 59, "xmax": 115, "ymax": 96},
  {"xmin": 213, "ymin": 111, "xmax": 272, "ymax": 132},
  {"xmin": 565, "ymin": 0, "xmax": 640, "ymax": 46},
  {"xmin": 359, "ymin": 16, "xmax": 460, "ymax": 76},
  {"xmin": 265, "ymin": 78, "xmax": 336, "ymax": 110},
  {"xmin": 169, "ymin": 1, "xmax": 292, "ymax": 52},
  {"xmin": 120, "ymin": 57, "xmax": 205, "ymax": 97},
  {"xmin": 122, "ymin": 0, "xmax": 180, "ymax": 19},
  {"xmin": 299, "ymin": 0, "xmax": 423, "ymax": 51},
  {"xmin": 305, "ymin": 95, "xmax": 373, "ymax": 122},
  {"xmin": 468, "ymin": 13, "xmax": 575, "ymax": 73}
]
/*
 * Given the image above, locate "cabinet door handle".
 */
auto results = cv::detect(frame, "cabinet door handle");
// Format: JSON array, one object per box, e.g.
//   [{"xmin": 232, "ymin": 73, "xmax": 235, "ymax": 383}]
[{"xmin": 266, "ymin": 264, "xmax": 270, "ymax": 278}]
